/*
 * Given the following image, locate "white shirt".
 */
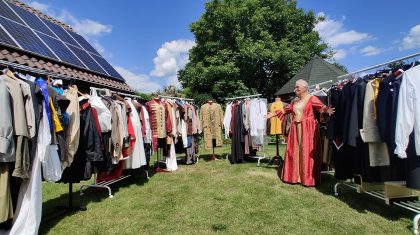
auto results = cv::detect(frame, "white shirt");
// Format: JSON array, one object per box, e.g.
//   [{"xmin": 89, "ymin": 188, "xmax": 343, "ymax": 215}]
[
  {"xmin": 394, "ymin": 65, "xmax": 420, "ymax": 158},
  {"xmin": 223, "ymin": 103, "xmax": 232, "ymax": 139},
  {"xmin": 141, "ymin": 105, "xmax": 152, "ymax": 144},
  {"xmin": 249, "ymin": 98, "xmax": 267, "ymax": 145}
]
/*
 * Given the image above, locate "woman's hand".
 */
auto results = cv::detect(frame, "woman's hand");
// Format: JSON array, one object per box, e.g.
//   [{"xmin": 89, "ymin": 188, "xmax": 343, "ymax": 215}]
[
  {"xmin": 264, "ymin": 112, "xmax": 275, "ymax": 119},
  {"xmin": 326, "ymin": 106, "xmax": 335, "ymax": 116}
]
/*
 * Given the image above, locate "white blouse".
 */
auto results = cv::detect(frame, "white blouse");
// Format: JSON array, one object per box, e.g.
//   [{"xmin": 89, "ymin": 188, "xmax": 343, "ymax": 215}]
[{"xmin": 394, "ymin": 65, "xmax": 420, "ymax": 158}]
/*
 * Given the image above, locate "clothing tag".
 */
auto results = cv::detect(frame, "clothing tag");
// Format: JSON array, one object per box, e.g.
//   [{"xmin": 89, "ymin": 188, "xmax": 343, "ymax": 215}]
[{"xmin": 26, "ymin": 74, "xmax": 36, "ymax": 82}]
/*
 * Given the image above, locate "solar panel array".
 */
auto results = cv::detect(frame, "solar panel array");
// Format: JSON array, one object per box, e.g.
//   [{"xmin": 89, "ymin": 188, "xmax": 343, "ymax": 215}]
[{"xmin": 0, "ymin": 0, "xmax": 124, "ymax": 81}]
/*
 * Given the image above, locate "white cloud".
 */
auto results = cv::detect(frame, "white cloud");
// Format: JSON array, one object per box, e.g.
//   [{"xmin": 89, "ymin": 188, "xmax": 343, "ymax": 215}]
[
  {"xmin": 333, "ymin": 49, "xmax": 347, "ymax": 60},
  {"xmin": 327, "ymin": 31, "xmax": 371, "ymax": 47},
  {"xmin": 360, "ymin": 45, "xmax": 382, "ymax": 56},
  {"xmin": 59, "ymin": 11, "xmax": 112, "ymax": 37},
  {"xmin": 400, "ymin": 24, "xmax": 420, "ymax": 50},
  {"xmin": 315, "ymin": 14, "xmax": 372, "ymax": 47},
  {"xmin": 115, "ymin": 66, "xmax": 162, "ymax": 93},
  {"xmin": 27, "ymin": 1, "xmax": 49, "ymax": 12},
  {"xmin": 150, "ymin": 39, "xmax": 195, "ymax": 87},
  {"xmin": 167, "ymin": 75, "xmax": 181, "ymax": 88}
]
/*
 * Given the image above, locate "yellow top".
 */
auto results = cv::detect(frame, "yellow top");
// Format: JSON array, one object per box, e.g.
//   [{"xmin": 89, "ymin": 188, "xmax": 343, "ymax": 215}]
[
  {"xmin": 49, "ymin": 98, "xmax": 63, "ymax": 132},
  {"xmin": 372, "ymin": 78, "xmax": 381, "ymax": 118},
  {"xmin": 269, "ymin": 101, "xmax": 284, "ymax": 135}
]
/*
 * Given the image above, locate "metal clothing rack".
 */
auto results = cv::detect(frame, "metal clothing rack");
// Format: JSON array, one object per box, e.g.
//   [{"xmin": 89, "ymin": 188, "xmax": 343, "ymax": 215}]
[
  {"xmin": 158, "ymin": 95, "xmax": 194, "ymax": 101},
  {"xmin": 337, "ymin": 51, "xmax": 420, "ymax": 79},
  {"xmin": 0, "ymin": 59, "xmax": 71, "ymax": 81},
  {"xmin": 79, "ymin": 87, "xmax": 148, "ymax": 199},
  {"xmin": 225, "ymin": 95, "xmax": 267, "ymax": 165},
  {"xmin": 332, "ymin": 52, "xmax": 420, "ymax": 234},
  {"xmin": 0, "ymin": 60, "xmax": 88, "ymax": 224},
  {"xmin": 308, "ymin": 80, "xmax": 333, "ymax": 89},
  {"xmin": 225, "ymin": 93, "xmax": 262, "ymax": 101}
]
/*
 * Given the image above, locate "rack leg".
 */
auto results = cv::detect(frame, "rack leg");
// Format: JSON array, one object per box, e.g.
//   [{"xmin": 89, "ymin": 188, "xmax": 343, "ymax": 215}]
[
  {"xmin": 80, "ymin": 185, "xmax": 114, "ymax": 198},
  {"xmin": 334, "ymin": 182, "xmax": 341, "ymax": 196},
  {"xmin": 414, "ymin": 214, "xmax": 420, "ymax": 235},
  {"xmin": 209, "ymin": 145, "xmax": 216, "ymax": 161},
  {"xmin": 69, "ymin": 183, "xmax": 73, "ymax": 209}
]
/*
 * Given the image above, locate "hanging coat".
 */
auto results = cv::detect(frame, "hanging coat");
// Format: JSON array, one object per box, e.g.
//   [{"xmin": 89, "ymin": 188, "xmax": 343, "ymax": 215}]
[
  {"xmin": 125, "ymin": 99, "xmax": 146, "ymax": 169},
  {"xmin": 200, "ymin": 103, "xmax": 223, "ymax": 149},
  {"xmin": 229, "ymin": 103, "xmax": 244, "ymax": 163},
  {"xmin": 60, "ymin": 100, "xmax": 103, "ymax": 183}
]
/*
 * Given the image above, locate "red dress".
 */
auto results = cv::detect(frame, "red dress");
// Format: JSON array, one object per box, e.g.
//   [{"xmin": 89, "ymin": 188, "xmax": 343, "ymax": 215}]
[{"xmin": 276, "ymin": 95, "xmax": 326, "ymax": 186}]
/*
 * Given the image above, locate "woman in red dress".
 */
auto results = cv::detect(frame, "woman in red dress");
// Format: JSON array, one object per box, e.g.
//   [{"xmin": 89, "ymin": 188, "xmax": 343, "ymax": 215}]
[{"xmin": 266, "ymin": 79, "xmax": 334, "ymax": 186}]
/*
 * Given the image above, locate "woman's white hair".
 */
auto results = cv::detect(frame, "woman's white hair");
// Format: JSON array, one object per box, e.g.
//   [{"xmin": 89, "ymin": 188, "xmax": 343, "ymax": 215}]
[{"xmin": 296, "ymin": 79, "xmax": 309, "ymax": 88}]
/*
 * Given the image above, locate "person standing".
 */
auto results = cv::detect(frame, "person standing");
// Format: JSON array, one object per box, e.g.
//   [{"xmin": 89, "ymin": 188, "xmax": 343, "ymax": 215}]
[{"xmin": 266, "ymin": 79, "xmax": 334, "ymax": 186}]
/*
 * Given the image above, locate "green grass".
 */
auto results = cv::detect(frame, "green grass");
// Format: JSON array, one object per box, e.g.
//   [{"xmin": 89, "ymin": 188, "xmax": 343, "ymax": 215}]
[{"xmin": 39, "ymin": 144, "xmax": 416, "ymax": 234}]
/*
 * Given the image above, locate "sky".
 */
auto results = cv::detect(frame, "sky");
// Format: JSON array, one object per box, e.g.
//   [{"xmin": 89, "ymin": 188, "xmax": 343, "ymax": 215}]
[{"xmin": 21, "ymin": 0, "xmax": 420, "ymax": 93}]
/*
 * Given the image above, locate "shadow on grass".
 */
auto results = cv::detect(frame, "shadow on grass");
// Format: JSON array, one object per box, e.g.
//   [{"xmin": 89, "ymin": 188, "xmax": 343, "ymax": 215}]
[
  {"xmin": 39, "ymin": 168, "xmax": 151, "ymax": 234},
  {"xmin": 315, "ymin": 173, "xmax": 412, "ymax": 223},
  {"xmin": 198, "ymin": 153, "xmax": 229, "ymax": 162}
]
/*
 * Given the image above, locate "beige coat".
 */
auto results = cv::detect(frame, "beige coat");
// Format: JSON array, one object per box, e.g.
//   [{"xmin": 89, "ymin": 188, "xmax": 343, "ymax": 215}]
[
  {"xmin": 200, "ymin": 103, "xmax": 223, "ymax": 149},
  {"xmin": 63, "ymin": 87, "xmax": 80, "ymax": 169},
  {"xmin": 360, "ymin": 79, "xmax": 389, "ymax": 166}
]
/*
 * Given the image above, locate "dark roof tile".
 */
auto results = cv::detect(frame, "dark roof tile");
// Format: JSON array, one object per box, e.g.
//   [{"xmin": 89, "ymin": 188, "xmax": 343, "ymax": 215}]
[
  {"xmin": 275, "ymin": 55, "xmax": 345, "ymax": 95},
  {"xmin": 0, "ymin": 45, "xmax": 133, "ymax": 92}
]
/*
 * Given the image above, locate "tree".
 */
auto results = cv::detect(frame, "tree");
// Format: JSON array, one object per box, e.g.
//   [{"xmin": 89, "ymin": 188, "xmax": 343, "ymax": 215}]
[
  {"xmin": 151, "ymin": 85, "xmax": 185, "ymax": 97},
  {"xmin": 179, "ymin": 0, "xmax": 329, "ymax": 102},
  {"xmin": 333, "ymin": 62, "xmax": 348, "ymax": 73},
  {"xmin": 135, "ymin": 92, "xmax": 152, "ymax": 101}
]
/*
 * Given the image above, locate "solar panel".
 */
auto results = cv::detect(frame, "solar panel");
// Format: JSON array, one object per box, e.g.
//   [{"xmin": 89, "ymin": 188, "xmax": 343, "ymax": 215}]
[
  {"xmin": 6, "ymin": 1, "xmax": 55, "ymax": 38},
  {"xmin": 67, "ymin": 30, "xmax": 100, "ymax": 55},
  {"xmin": 0, "ymin": 25, "xmax": 18, "ymax": 47},
  {"xmin": 67, "ymin": 44, "xmax": 107, "ymax": 75},
  {"xmin": 0, "ymin": 1, "xmax": 124, "ymax": 82},
  {"xmin": 37, "ymin": 32, "xmax": 86, "ymax": 68},
  {"xmin": 0, "ymin": 17, "xmax": 57, "ymax": 59},
  {"xmin": 0, "ymin": 0, "xmax": 24, "ymax": 25},
  {"xmin": 90, "ymin": 53, "xmax": 123, "ymax": 79},
  {"xmin": 40, "ymin": 18, "xmax": 79, "ymax": 47}
]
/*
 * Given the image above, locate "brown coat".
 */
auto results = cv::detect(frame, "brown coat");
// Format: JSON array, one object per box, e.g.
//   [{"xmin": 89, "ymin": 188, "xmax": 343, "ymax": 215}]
[{"xmin": 200, "ymin": 103, "xmax": 223, "ymax": 149}]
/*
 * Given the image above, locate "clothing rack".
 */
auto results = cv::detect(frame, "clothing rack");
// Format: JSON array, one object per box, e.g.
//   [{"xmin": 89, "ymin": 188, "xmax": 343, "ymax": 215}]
[
  {"xmin": 0, "ymin": 60, "xmax": 88, "ymax": 226},
  {"xmin": 158, "ymin": 95, "xmax": 194, "ymax": 101},
  {"xmin": 79, "ymin": 87, "xmax": 148, "ymax": 198},
  {"xmin": 0, "ymin": 59, "xmax": 71, "ymax": 81},
  {"xmin": 308, "ymin": 80, "xmax": 333, "ymax": 89},
  {"xmin": 225, "ymin": 94, "xmax": 262, "ymax": 101},
  {"xmin": 331, "ymin": 52, "xmax": 420, "ymax": 234},
  {"xmin": 337, "ymin": 51, "xmax": 420, "ymax": 79}
]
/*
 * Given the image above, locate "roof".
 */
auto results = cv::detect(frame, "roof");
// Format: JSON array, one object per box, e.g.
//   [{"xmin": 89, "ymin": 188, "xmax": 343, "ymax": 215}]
[
  {"xmin": 0, "ymin": 0, "xmax": 133, "ymax": 93},
  {"xmin": 275, "ymin": 55, "xmax": 345, "ymax": 95},
  {"xmin": 8, "ymin": 0, "xmax": 75, "ymax": 32},
  {"xmin": 0, "ymin": 46, "xmax": 133, "ymax": 92}
]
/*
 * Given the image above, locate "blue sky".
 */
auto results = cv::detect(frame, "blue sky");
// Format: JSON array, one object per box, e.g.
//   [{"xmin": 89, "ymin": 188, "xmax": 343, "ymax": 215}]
[{"xmin": 22, "ymin": 0, "xmax": 420, "ymax": 93}]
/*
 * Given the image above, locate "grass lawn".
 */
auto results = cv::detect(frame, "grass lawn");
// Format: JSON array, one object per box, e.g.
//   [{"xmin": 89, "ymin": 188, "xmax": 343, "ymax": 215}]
[{"xmin": 39, "ymin": 144, "xmax": 417, "ymax": 234}]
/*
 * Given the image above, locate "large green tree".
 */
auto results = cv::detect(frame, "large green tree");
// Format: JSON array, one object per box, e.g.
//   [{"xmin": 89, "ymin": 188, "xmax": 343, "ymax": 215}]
[{"xmin": 179, "ymin": 0, "xmax": 329, "ymax": 101}]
